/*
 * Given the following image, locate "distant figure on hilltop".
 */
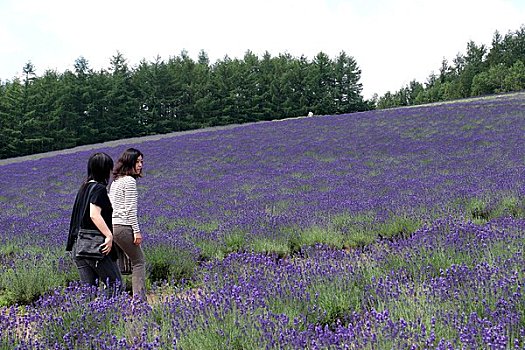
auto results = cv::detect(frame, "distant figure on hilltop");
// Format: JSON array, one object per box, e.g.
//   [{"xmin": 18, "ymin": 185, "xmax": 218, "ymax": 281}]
[{"xmin": 308, "ymin": 111, "xmax": 314, "ymax": 117}]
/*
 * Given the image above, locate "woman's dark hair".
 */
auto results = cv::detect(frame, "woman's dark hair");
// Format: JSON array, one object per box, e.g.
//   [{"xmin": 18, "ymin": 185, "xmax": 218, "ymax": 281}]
[
  {"xmin": 113, "ymin": 148, "xmax": 144, "ymax": 179},
  {"xmin": 86, "ymin": 152, "xmax": 114, "ymax": 185}
]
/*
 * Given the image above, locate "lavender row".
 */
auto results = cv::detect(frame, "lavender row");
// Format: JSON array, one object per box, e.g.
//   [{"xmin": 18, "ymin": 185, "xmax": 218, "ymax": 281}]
[{"xmin": 2, "ymin": 217, "xmax": 524, "ymax": 348}]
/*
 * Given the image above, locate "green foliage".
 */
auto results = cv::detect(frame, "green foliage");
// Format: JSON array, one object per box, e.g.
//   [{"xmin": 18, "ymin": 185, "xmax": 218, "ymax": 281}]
[
  {"xmin": 377, "ymin": 25, "xmax": 525, "ymax": 109},
  {"xmin": 145, "ymin": 245, "xmax": 197, "ymax": 283},
  {"xmin": 286, "ymin": 226, "xmax": 304, "ymax": 255},
  {"xmin": 309, "ymin": 280, "xmax": 364, "ymax": 325},
  {"xmin": 463, "ymin": 195, "xmax": 524, "ymax": 224},
  {"xmin": 281, "ymin": 212, "xmax": 380, "ymax": 254},
  {"xmin": 465, "ymin": 197, "xmax": 491, "ymax": 223},
  {"xmin": 195, "ymin": 239, "xmax": 225, "ymax": 261},
  {"xmin": 297, "ymin": 225, "xmax": 346, "ymax": 248},
  {"xmin": 330, "ymin": 212, "xmax": 378, "ymax": 248},
  {"xmin": 344, "ymin": 226, "xmax": 378, "ymax": 247},
  {"xmin": 248, "ymin": 237, "xmax": 290, "ymax": 257},
  {"xmin": 0, "ymin": 250, "xmax": 77, "ymax": 306},
  {"xmin": 377, "ymin": 215, "xmax": 422, "ymax": 240},
  {"xmin": 377, "ymin": 80, "xmax": 425, "ymax": 109},
  {"xmin": 493, "ymin": 195, "xmax": 525, "ymax": 218},
  {"xmin": 0, "ymin": 242, "xmax": 23, "ymax": 257},
  {"xmin": 175, "ymin": 310, "xmax": 264, "ymax": 350},
  {"xmin": 223, "ymin": 228, "xmax": 247, "ymax": 254},
  {"xmin": 266, "ymin": 291, "xmax": 312, "ymax": 329}
]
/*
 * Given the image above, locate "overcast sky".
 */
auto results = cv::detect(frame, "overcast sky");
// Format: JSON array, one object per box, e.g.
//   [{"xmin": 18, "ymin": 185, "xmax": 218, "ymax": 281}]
[{"xmin": 1, "ymin": 0, "xmax": 524, "ymax": 99}]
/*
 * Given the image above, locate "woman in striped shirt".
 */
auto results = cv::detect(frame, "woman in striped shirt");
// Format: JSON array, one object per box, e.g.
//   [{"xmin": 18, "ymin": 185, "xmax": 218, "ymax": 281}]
[{"xmin": 109, "ymin": 148, "xmax": 146, "ymax": 299}]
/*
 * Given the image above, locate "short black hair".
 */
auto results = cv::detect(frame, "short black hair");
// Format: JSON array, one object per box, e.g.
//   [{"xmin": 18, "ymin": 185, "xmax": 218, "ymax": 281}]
[{"xmin": 87, "ymin": 152, "xmax": 114, "ymax": 185}]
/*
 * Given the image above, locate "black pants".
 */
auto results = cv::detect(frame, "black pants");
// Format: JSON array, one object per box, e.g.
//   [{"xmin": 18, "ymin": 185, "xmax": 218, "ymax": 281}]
[{"xmin": 73, "ymin": 242, "xmax": 123, "ymax": 297}]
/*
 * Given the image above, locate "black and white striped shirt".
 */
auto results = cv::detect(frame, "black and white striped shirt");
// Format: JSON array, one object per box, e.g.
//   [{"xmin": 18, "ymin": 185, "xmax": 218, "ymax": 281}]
[{"xmin": 109, "ymin": 175, "xmax": 140, "ymax": 233}]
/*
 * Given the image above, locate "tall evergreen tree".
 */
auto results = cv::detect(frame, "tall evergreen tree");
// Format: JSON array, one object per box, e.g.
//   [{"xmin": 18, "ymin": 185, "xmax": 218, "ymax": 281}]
[
  {"xmin": 307, "ymin": 52, "xmax": 335, "ymax": 115},
  {"xmin": 133, "ymin": 57, "xmax": 167, "ymax": 133},
  {"xmin": 458, "ymin": 41, "xmax": 487, "ymax": 97},
  {"xmin": 191, "ymin": 50, "xmax": 213, "ymax": 127},
  {"xmin": 15, "ymin": 62, "xmax": 49, "ymax": 154},
  {"xmin": 105, "ymin": 51, "xmax": 138, "ymax": 139},
  {"xmin": 0, "ymin": 79, "xmax": 24, "ymax": 157},
  {"xmin": 333, "ymin": 51, "xmax": 364, "ymax": 113},
  {"xmin": 26, "ymin": 69, "xmax": 61, "ymax": 152},
  {"xmin": 71, "ymin": 57, "xmax": 102, "ymax": 146},
  {"xmin": 281, "ymin": 54, "xmax": 309, "ymax": 117}
]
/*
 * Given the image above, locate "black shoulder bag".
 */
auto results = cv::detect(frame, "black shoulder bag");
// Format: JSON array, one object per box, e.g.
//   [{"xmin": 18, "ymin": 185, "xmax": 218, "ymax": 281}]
[{"xmin": 75, "ymin": 183, "xmax": 106, "ymax": 260}]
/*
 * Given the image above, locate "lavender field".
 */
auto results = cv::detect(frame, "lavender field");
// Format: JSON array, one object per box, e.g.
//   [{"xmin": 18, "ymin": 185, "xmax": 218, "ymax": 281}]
[{"xmin": 1, "ymin": 93, "xmax": 524, "ymax": 349}]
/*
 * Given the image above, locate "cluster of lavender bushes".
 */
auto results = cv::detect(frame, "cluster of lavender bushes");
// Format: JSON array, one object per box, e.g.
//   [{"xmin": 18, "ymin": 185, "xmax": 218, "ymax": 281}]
[
  {"xmin": 2, "ymin": 218, "xmax": 524, "ymax": 349},
  {"xmin": 1, "ymin": 93, "xmax": 524, "ymax": 348}
]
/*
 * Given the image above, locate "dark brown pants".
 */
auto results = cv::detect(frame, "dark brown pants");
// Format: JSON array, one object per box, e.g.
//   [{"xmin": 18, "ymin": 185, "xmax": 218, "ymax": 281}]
[{"xmin": 113, "ymin": 225, "xmax": 146, "ymax": 299}]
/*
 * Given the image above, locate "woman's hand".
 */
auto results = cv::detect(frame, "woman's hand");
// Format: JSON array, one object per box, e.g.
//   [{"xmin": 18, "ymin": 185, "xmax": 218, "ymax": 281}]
[
  {"xmin": 90, "ymin": 203, "xmax": 114, "ymax": 255},
  {"xmin": 134, "ymin": 232, "xmax": 143, "ymax": 246},
  {"xmin": 101, "ymin": 235, "xmax": 113, "ymax": 254}
]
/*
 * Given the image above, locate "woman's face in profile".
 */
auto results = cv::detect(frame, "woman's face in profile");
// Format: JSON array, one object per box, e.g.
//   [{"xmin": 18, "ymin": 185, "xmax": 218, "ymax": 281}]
[{"xmin": 134, "ymin": 156, "xmax": 143, "ymax": 175}]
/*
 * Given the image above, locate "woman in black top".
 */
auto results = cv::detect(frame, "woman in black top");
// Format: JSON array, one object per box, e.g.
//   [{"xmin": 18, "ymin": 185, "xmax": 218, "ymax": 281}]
[{"xmin": 67, "ymin": 152, "xmax": 122, "ymax": 295}]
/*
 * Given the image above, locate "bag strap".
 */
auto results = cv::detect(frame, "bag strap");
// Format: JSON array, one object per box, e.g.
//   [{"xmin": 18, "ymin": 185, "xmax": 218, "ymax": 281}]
[{"xmin": 79, "ymin": 182, "xmax": 97, "ymax": 228}]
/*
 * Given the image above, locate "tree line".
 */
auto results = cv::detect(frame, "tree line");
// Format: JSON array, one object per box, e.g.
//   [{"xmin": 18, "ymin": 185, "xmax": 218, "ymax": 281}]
[
  {"xmin": 0, "ymin": 50, "xmax": 370, "ymax": 159},
  {"xmin": 376, "ymin": 25, "xmax": 525, "ymax": 108}
]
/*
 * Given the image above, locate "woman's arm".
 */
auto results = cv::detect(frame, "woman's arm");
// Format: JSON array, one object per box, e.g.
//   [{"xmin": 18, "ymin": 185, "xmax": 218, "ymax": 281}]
[
  {"xmin": 125, "ymin": 178, "xmax": 142, "ymax": 245},
  {"xmin": 90, "ymin": 203, "xmax": 113, "ymax": 254}
]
